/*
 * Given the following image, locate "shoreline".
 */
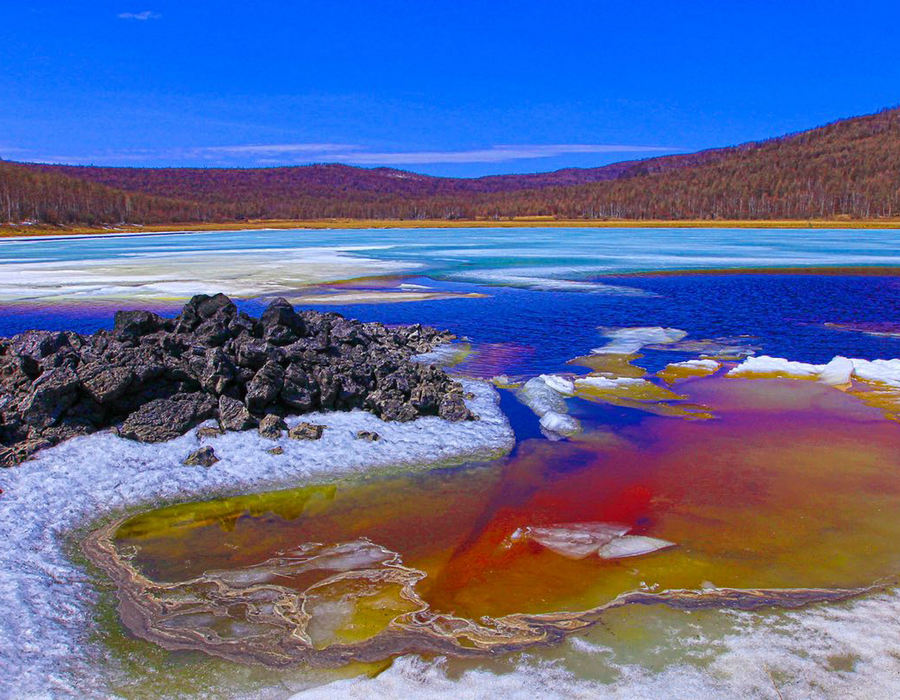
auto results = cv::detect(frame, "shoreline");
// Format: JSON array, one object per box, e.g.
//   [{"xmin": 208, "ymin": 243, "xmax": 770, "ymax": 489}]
[
  {"xmin": 0, "ymin": 379, "xmax": 514, "ymax": 696},
  {"xmin": 4, "ymin": 217, "xmax": 900, "ymax": 238}
]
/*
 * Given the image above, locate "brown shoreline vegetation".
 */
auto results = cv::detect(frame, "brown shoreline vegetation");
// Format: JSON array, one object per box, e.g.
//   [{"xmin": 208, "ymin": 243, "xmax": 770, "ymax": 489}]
[{"xmin": 4, "ymin": 216, "xmax": 900, "ymax": 239}]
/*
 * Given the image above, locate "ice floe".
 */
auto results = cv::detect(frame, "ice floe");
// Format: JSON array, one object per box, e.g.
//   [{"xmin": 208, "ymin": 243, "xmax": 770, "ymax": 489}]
[
  {"xmin": 727, "ymin": 355, "xmax": 824, "ymax": 379},
  {"xmin": 728, "ymin": 354, "xmax": 900, "ymax": 388},
  {"xmin": 0, "ymin": 380, "xmax": 513, "ymax": 697},
  {"xmin": 596, "ymin": 535, "xmax": 676, "ymax": 560},
  {"xmin": 515, "ymin": 375, "xmax": 581, "ymax": 438},
  {"xmin": 593, "ymin": 327, "xmax": 687, "ymax": 355},
  {"xmin": 507, "ymin": 522, "xmax": 674, "ymax": 561},
  {"xmin": 444, "ymin": 267, "xmax": 653, "ymax": 296},
  {"xmin": 658, "ymin": 359, "xmax": 721, "ymax": 383},
  {"xmin": 574, "ymin": 375, "xmax": 647, "ymax": 390}
]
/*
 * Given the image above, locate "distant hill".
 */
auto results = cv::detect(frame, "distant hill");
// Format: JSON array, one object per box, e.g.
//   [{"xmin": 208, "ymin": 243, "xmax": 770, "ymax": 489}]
[
  {"xmin": 0, "ymin": 160, "xmax": 200, "ymax": 225},
  {"xmin": 3, "ymin": 106, "xmax": 899, "ymax": 224}
]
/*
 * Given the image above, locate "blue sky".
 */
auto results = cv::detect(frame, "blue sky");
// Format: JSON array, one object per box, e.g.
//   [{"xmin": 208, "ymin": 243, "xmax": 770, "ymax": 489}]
[{"xmin": 1, "ymin": 1, "xmax": 899, "ymax": 177}]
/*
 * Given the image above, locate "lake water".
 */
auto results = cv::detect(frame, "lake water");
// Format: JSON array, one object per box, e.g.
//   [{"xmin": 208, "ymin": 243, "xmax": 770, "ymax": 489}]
[{"xmin": 2, "ymin": 227, "xmax": 900, "ymax": 698}]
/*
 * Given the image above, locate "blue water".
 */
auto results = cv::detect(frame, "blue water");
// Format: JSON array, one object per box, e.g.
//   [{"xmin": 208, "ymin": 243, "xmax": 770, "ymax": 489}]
[{"xmin": 1, "ymin": 228, "xmax": 899, "ymax": 369}]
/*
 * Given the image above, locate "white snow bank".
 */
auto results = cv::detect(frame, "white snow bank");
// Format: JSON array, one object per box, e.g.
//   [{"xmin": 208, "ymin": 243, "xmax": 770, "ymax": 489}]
[
  {"xmin": 0, "ymin": 380, "xmax": 513, "ymax": 697},
  {"xmin": 516, "ymin": 376, "xmax": 581, "ymax": 437},
  {"xmin": 728, "ymin": 355, "xmax": 900, "ymax": 388},
  {"xmin": 593, "ymin": 327, "xmax": 687, "ymax": 355}
]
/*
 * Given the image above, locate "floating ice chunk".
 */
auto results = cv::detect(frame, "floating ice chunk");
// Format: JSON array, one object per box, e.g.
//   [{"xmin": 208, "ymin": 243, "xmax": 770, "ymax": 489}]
[
  {"xmin": 540, "ymin": 374, "xmax": 576, "ymax": 395},
  {"xmin": 574, "ymin": 376, "xmax": 647, "ymax": 390},
  {"xmin": 670, "ymin": 359, "xmax": 720, "ymax": 371},
  {"xmin": 851, "ymin": 358, "xmax": 900, "ymax": 388},
  {"xmin": 517, "ymin": 376, "xmax": 582, "ymax": 437},
  {"xmin": 818, "ymin": 356, "xmax": 854, "ymax": 386},
  {"xmin": 523, "ymin": 522, "xmax": 632, "ymax": 559},
  {"xmin": 593, "ymin": 327, "xmax": 687, "ymax": 355},
  {"xmin": 657, "ymin": 359, "xmax": 721, "ymax": 383},
  {"xmin": 518, "ymin": 376, "xmax": 569, "ymax": 416},
  {"xmin": 597, "ymin": 535, "xmax": 676, "ymax": 560},
  {"xmin": 539, "ymin": 411, "xmax": 581, "ymax": 436}
]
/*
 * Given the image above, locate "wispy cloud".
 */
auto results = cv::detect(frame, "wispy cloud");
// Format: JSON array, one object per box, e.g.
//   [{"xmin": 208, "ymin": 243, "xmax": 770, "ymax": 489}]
[
  {"xmin": 117, "ymin": 10, "xmax": 161, "ymax": 20},
  {"xmin": 181, "ymin": 142, "xmax": 673, "ymax": 165},
  {"xmin": 15, "ymin": 142, "xmax": 676, "ymax": 167},
  {"xmin": 323, "ymin": 144, "xmax": 671, "ymax": 165},
  {"xmin": 199, "ymin": 143, "xmax": 361, "ymax": 156}
]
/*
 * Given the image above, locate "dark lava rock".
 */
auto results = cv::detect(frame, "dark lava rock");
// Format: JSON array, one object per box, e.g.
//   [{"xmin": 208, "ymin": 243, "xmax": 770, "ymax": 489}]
[
  {"xmin": 267, "ymin": 446, "xmax": 284, "ymax": 455},
  {"xmin": 0, "ymin": 294, "xmax": 468, "ymax": 466},
  {"xmin": 184, "ymin": 445, "xmax": 219, "ymax": 467},
  {"xmin": 218, "ymin": 394, "xmax": 256, "ymax": 431},
  {"xmin": 196, "ymin": 425, "xmax": 224, "ymax": 439},
  {"xmin": 258, "ymin": 413, "xmax": 287, "ymax": 440},
  {"xmin": 114, "ymin": 310, "xmax": 163, "ymax": 338},
  {"xmin": 120, "ymin": 393, "xmax": 217, "ymax": 443},
  {"xmin": 356, "ymin": 430, "xmax": 380, "ymax": 441},
  {"xmin": 288, "ymin": 422, "xmax": 326, "ymax": 440},
  {"xmin": 245, "ymin": 360, "xmax": 285, "ymax": 413}
]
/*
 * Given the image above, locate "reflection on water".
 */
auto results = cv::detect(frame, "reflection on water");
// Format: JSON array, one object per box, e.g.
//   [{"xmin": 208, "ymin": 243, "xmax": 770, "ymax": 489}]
[{"xmin": 93, "ymin": 375, "xmax": 900, "ymax": 667}]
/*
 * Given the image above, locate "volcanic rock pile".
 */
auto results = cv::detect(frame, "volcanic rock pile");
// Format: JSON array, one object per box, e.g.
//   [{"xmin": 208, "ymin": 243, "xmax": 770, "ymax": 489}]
[{"xmin": 0, "ymin": 294, "xmax": 471, "ymax": 467}]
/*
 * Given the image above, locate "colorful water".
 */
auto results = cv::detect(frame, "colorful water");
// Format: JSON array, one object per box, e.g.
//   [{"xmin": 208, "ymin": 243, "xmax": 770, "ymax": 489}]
[{"xmin": 2, "ymin": 227, "xmax": 900, "ymax": 697}]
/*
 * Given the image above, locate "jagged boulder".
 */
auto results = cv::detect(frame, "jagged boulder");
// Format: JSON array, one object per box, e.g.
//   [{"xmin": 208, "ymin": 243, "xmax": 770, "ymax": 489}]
[
  {"xmin": 120, "ymin": 393, "xmax": 216, "ymax": 443},
  {"xmin": 258, "ymin": 413, "xmax": 287, "ymax": 439}
]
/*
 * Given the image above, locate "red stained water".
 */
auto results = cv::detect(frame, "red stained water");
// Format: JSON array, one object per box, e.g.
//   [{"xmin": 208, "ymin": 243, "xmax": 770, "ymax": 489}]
[{"xmin": 116, "ymin": 376, "xmax": 900, "ymax": 623}]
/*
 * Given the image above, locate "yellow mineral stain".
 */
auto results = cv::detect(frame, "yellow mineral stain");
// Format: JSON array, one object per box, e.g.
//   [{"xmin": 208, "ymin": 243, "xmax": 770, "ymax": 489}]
[{"xmin": 568, "ymin": 353, "xmax": 648, "ymax": 378}]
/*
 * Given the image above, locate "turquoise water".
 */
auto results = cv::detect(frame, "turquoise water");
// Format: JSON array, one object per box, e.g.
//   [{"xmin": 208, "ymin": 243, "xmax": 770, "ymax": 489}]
[
  {"xmin": 3, "ymin": 227, "xmax": 900, "ymax": 270},
  {"xmin": 2, "ymin": 228, "xmax": 899, "ymax": 365}
]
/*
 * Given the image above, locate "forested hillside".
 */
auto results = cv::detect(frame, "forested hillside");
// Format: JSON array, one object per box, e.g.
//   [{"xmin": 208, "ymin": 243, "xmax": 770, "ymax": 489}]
[
  {"xmin": 3, "ymin": 107, "xmax": 899, "ymax": 225},
  {"xmin": 0, "ymin": 161, "xmax": 200, "ymax": 224}
]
